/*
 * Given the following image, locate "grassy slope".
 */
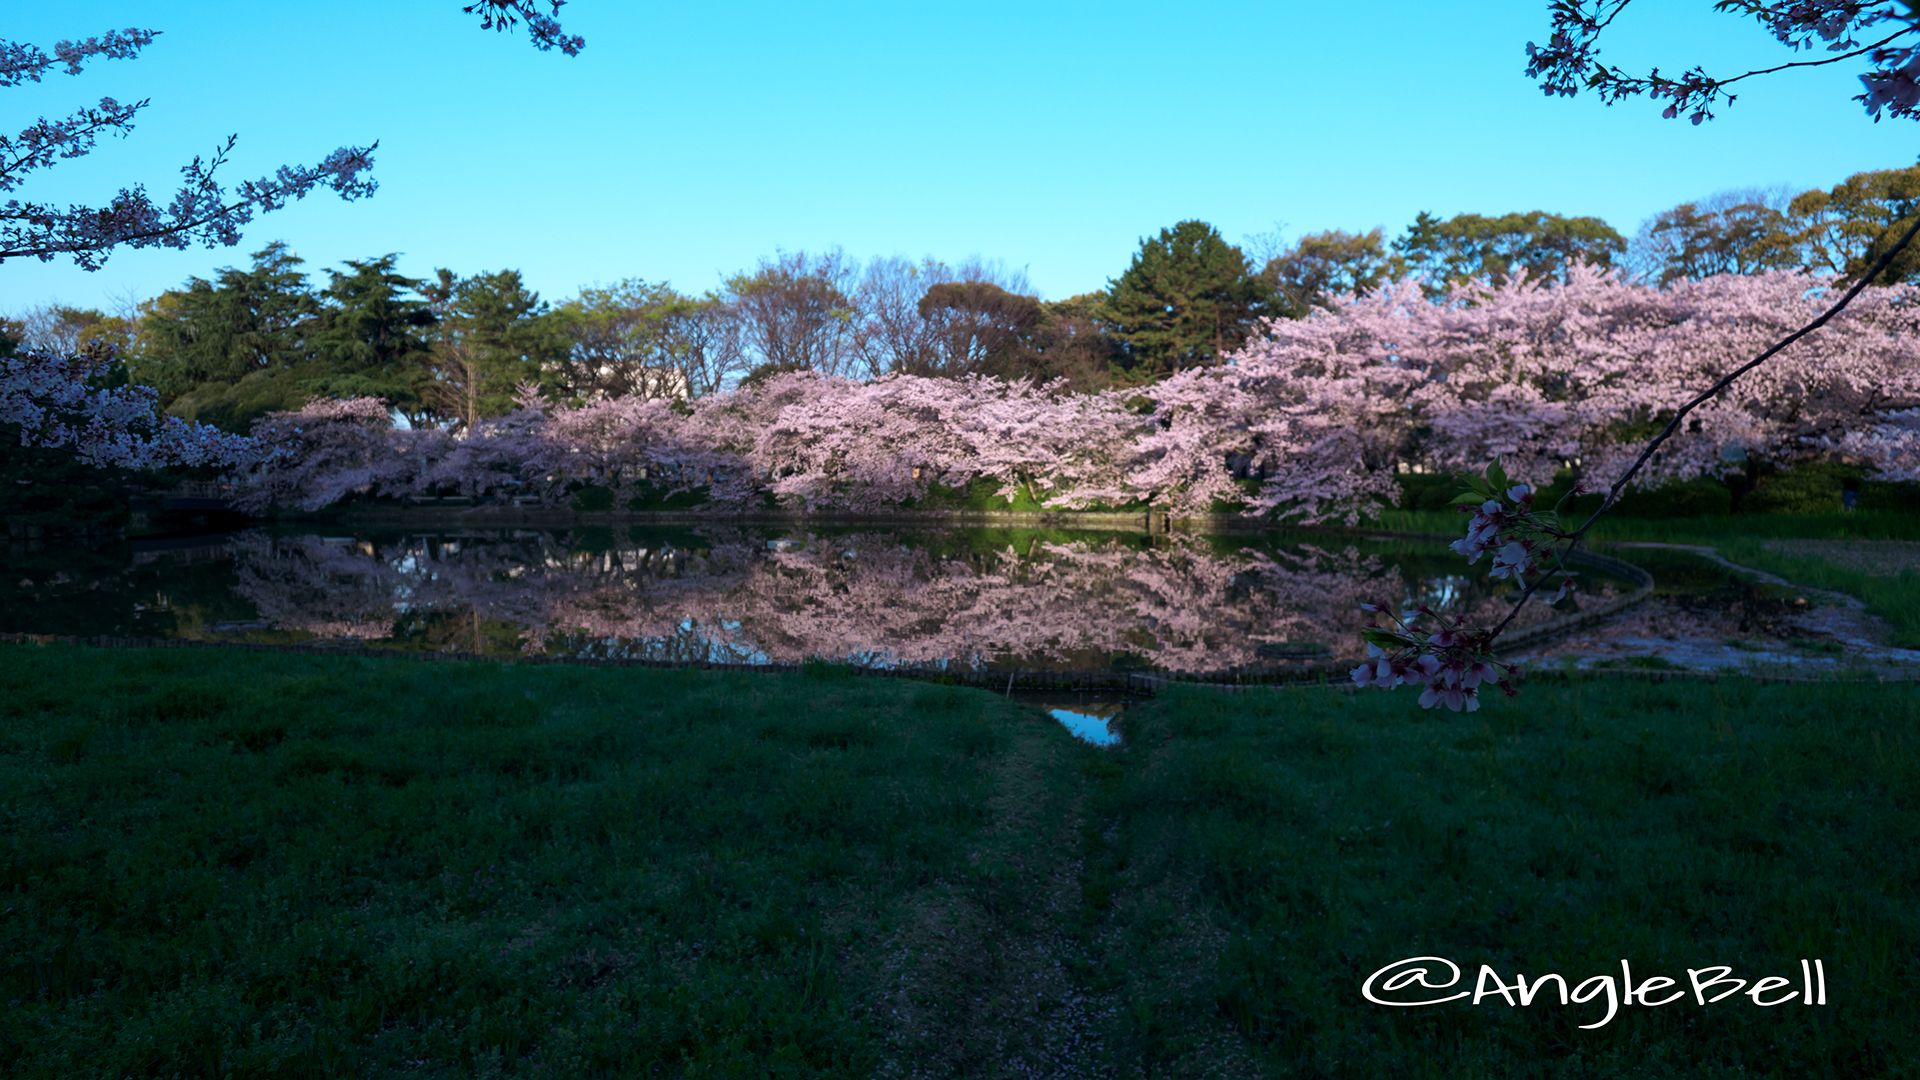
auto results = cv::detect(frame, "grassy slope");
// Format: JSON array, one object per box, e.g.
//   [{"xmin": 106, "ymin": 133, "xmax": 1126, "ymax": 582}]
[{"xmin": 3, "ymin": 648, "xmax": 1916, "ymax": 1077}]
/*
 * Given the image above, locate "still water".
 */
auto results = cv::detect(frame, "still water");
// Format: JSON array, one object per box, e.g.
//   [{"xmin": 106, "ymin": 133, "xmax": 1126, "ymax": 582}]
[{"xmin": 3, "ymin": 524, "xmax": 1625, "ymax": 677}]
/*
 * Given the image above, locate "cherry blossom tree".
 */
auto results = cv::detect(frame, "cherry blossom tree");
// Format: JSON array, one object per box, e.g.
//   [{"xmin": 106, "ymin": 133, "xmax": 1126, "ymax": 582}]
[
  {"xmin": 1346, "ymin": 0, "xmax": 1920, "ymax": 710},
  {"xmin": 228, "ymin": 272, "xmax": 1920, "ymax": 529},
  {"xmin": 231, "ymin": 396, "xmax": 432, "ymax": 514},
  {"xmin": 1, "ymin": 345, "xmax": 258, "ymax": 471}
]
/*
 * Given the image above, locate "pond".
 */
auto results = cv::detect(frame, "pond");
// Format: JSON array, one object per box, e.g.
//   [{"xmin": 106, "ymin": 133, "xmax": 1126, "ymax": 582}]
[{"xmin": 5, "ymin": 524, "xmax": 1634, "ymax": 679}]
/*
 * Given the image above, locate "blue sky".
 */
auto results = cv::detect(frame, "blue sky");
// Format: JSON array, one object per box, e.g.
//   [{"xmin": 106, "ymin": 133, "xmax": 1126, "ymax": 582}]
[{"xmin": 4, "ymin": 1, "xmax": 1912, "ymax": 315}]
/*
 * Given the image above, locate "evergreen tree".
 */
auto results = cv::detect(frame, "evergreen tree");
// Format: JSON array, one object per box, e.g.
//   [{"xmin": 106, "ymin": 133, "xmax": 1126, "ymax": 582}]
[
  {"xmin": 308, "ymin": 256, "xmax": 439, "ymax": 426},
  {"xmin": 1098, "ymin": 221, "xmax": 1272, "ymax": 380},
  {"xmin": 140, "ymin": 243, "xmax": 326, "ymax": 432},
  {"xmin": 424, "ymin": 269, "xmax": 570, "ymax": 422},
  {"xmin": 139, "ymin": 243, "xmax": 319, "ymax": 405}
]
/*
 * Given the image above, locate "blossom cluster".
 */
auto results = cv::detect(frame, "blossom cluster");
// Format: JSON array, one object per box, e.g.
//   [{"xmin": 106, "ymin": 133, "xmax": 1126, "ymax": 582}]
[
  {"xmin": 0, "ymin": 347, "xmax": 259, "ymax": 471},
  {"xmin": 2, "ymin": 28, "xmax": 376, "ymax": 270},
  {"xmin": 1447, "ymin": 469, "xmax": 1578, "ymax": 604},
  {"xmin": 1525, "ymin": 1, "xmax": 1920, "ymax": 124},
  {"xmin": 1349, "ymin": 459, "xmax": 1590, "ymax": 711},
  {"xmin": 1350, "ymin": 603, "xmax": 1518, "ymax": 713}
]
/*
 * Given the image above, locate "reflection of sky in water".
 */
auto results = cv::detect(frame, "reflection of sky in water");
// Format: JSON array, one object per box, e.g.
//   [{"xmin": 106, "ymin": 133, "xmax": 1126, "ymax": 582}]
[
  {"xmin": 1405, "ymin": 574, "xmax": 1473, "ymax": 612},
  {"xmin": 1050, "ymin": 708, "xmax": 1120, "ymax": 746}
]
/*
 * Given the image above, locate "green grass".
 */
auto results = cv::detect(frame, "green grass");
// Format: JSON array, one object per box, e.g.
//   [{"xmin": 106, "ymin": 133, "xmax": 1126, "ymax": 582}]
[
  {"xmin": 0, "ymin": 647, "xmax": 1089, "ymax": 1078},
  {"xmin": 1094, "ymin": 679, "xmax": 1919, "ymax": 1077},
  {"xmin": 3, "ymin": 647, "xmax": 1916, "ymax": 1077}
]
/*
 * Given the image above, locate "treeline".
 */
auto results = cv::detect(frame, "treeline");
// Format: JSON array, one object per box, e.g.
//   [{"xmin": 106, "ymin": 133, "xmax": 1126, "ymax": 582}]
[{"xmin": 4, "ymin": 163, "xmax": 1916, "ymax": 437}]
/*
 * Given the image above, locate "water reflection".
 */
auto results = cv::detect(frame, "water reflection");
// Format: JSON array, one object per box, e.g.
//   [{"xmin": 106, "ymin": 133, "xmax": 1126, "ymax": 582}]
[
  {"xmin": 1049, "ymin": 708, "xmax": 1122, "ymax": 746},
  {"xmin": 3, "ymin": 526, "xmax": 1620, "ymax": 672}
]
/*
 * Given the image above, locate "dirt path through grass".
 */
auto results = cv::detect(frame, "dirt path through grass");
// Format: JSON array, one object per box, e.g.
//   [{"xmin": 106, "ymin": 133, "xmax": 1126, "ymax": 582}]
[{"xmin": 867, "ymin": 710, "xmax": 1116, "ymax": 1078}]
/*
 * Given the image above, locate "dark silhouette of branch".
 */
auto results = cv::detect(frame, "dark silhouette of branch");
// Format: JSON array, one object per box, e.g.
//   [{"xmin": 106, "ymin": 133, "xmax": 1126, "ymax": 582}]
[
  {"xmin": 1483, "ymin": 210, "xmax": 1920, "ymax": 641},
  {"xmin": 462, "ymin": 1, "xmax": 586, "ymax": 55}
]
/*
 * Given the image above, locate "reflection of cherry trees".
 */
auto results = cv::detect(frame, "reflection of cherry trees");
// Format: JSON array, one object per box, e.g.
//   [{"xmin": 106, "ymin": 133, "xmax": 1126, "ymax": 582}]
[{"xmin": 223, "ymin": 528, "xmax": 1602, "ymax": 670}]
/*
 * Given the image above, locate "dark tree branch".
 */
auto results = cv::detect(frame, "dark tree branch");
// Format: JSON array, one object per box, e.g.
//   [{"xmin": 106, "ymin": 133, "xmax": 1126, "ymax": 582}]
[
  {"xmin": 1, "ymin": 97, "xmax": 150, "ymax": 192},
  {"xmin": 1, "ymin": 138, "xmax": 378, "ymax": 270},
  {"xmin": 462, "ymin": 1, "xmax": 586, "ymax": 55},
  {"xmin": 1483, "ymin": 210, "xmax": 1920, "ymax": 642},
  {"xmin": 0, "ymin": 29, "xmax": 157, "ymax": 87}
]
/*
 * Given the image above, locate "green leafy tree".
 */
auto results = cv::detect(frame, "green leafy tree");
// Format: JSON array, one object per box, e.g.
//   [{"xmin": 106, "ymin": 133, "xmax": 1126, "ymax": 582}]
[
  {"xmin": 1392, "ymin": 210, "xmax": 1625, "ymax": 296},
  {"xmin": 1022, "ymin": 294, "xmax": 1121, "ymax": 392},
  {"xmin": 4, "ymin": 303, "xmax": 142, "ymax": 361},
  {"xmin": 1791, "ymin": 164, "xmax": 1920, "ymax": 285},
  {"xmin": 1628, "ymin": 188, "xmax": 1802, "ymax": 286},
  {"xmin": 1261, "ymin": 227, "xmax": 1397, "ymax": 316},
  {"xmin": 1098, "ymin": 221, "xmax": 1273, "ymax": 380},
  {"xmin": 555, "ymin": 279, "xmax": 735, "ymax": 400}
]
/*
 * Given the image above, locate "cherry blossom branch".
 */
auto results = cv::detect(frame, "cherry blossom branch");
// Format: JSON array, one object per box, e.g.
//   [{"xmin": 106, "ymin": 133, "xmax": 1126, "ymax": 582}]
[
  {"xmin": 1479, "ymin": 209, "xmax": 1920, "ymax": 642},
  {"xmin": 0, "ymin": 28, "xmax": 157, "ymax": 87},
  {"xmin": 1, "ymin": 136, "xmax": 378, "ymax": 270},
  {"xmin": 1527, "ymin": 1, "xmax": 1920, "ymax": 123},
  {"xmin": 462, "ymin": 1, "xmax": 585, "ymax": 55}
]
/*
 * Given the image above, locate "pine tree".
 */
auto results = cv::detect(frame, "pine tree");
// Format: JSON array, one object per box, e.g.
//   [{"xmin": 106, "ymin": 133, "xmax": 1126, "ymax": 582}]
[{"xmin": 1097, "ymin": 221, "xmax": 1272, "ymax": 380}]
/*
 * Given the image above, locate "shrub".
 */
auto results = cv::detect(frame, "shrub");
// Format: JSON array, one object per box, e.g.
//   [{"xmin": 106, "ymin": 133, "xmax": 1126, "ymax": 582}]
[
  {"xmin": 1615, "ymin": 476, "xmax": 1735, "ymax": 518},
  {"xmin": 1858, "ymin": 478, "xmax": 1920, "ymax": 513},
  {"xmin": 1393, "ymin": 472, "xmax": 1469, "ymax": 513},
  {"xmin": 569, "ymin": 484, "xmax": 615, "ymax": 512},
  {"xmin": 1743, "ymin": 461, "xmax": 1863, "ymax": 515}
]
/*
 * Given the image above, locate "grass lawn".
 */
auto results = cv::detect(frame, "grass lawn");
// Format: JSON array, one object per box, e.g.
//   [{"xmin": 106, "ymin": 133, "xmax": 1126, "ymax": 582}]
[{"xmin": 2, "ymin": 646, "xmax": 1915, "ymax": 1077}]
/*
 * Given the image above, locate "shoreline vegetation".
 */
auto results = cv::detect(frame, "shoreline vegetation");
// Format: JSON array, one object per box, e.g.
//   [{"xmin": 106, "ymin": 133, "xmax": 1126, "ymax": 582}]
[{"xmin": 2, "ymin": 645, "xmax": 1913, "ymax": 1077}]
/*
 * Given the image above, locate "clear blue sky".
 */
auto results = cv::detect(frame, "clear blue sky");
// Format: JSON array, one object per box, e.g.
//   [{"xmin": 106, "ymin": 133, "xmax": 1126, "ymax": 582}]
[{"xmin": 3, "ymin": 1, "xmax": 1912, "ymax": 315}]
